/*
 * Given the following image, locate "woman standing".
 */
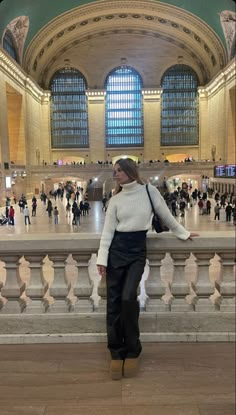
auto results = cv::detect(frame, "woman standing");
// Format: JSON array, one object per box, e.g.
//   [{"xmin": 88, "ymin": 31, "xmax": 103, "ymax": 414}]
[{"xmin": 96, "ymin": 158, "xmax": 198, "ymax": 380}]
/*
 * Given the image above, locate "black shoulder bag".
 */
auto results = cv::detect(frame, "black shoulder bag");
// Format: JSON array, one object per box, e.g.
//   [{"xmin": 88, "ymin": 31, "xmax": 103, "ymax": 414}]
[{"xmin": 146, "ymin": 184, "xmax": 169, "ymax": 233}]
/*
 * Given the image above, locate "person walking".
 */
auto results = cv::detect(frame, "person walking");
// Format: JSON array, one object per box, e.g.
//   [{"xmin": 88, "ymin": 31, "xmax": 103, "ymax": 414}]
[
  {"xmin": 32, "ymin": 200, "xmax": 37, "ymax": 216},
  {"xmin": 66, "ymin": 201, "xmax": 71, "ymax": 220},
  {"xmin": 23, "ymin": 205, "xmax": 31, "ymax": 225},
  {"xmin": 96, "ymin": 158, "xmax": 198, "ymax": 381},
  {"xmin": 53, "ymin": 206, "xmax": 59, "ymax": 224},
  {"xmin": 214, "ymin": 203, "xmax": 221, "ymax": 220},
  {"xmin": 9, "ymin": 205, "xmax": 15, "ymax": 225},
  {"xmin": 206, "ymin": 199, "xmax": 211, "ymax": 215},
  {"xmin": 46, "ymin": 199, "xmax": 53, "ymax": 217},
  {"xmin": 225, "ymin": 203, "xmax": 232, "ymax": 222}
]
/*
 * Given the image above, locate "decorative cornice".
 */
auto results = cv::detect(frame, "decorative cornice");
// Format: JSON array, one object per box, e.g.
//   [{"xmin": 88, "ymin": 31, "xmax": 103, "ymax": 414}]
[
  {"xmin": 142, "ymin": 88, "xmax": 162, "ymax": 101},
  {"xmin": 198, "ymin": 58, "xmax": 235, "ymax": 97},
  {"xmin": 0, "ymin": 48, "xmax": 51, "ymax": 103},
  {"xmin": 86, "ymin": 89, "xmax": 106, "ymax": 96},
  {"xmin": 23, "ymin": 0, "xmax": 226, "ymax": 85}
]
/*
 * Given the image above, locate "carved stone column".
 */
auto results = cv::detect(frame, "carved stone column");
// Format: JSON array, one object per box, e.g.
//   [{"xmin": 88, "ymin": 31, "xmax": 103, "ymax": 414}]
[
  {"xmin": 216, "ymin": 251, "xmax": 236, "ymax": 312},
  {"xmin": 193, "ymin": 252, "xmax": 215, "ymax": 311},
  {"xmin": 1, "ymin": 255, "xmax": 25, "ymax": 313},
  {"xmin": 24, "ymin": 254, "xmax": 48, "ymax": 313},
  {"xmin": 71, "ymin": 253, "xmax": 93, "ymax": 312},
  {"xmin": 169, "ymin": 252, "xmax": 192, "ymax": 312},
  {"xmin": 145, "ymin": 253, "xmax": 166, "ymax": 312},
  {"xmin": 47, "ymin": 254, "xmax": 70, "ymax": 313}
]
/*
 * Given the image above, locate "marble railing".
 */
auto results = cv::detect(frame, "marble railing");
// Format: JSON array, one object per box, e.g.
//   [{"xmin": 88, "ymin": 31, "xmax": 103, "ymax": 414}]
[{"xmin": 0, "ymin": 232, "xmax": 235, "ymax": 343}]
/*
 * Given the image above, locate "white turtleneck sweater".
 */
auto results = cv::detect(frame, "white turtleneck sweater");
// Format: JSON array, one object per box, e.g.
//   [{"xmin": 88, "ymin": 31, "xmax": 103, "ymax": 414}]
[{"xmin": 97, "ymin": 181, "xmax": 190, "ymax": 266}]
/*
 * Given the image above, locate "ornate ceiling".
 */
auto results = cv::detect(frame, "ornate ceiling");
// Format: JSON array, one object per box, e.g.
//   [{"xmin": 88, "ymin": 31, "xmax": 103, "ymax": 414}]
[{"xmin": 0, "ymin": 0, "xmax": 235, "ymax": 87}]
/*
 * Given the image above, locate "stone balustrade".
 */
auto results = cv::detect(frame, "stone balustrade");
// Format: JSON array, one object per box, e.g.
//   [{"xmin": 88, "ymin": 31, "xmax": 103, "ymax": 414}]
[{"xmin": 0, "ymin": 232, "xmax": 235, "ymax": 344}]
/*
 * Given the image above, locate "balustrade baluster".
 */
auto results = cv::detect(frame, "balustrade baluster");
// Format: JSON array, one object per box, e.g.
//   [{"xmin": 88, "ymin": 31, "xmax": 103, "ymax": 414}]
[
  {"xmin": 47, "ymin": 254, "xmax": 70, "ymax": 312},
  {"xmin": 169, "ymin": 252, "xmax": 192, "ymax": 311},
  {"xmin": 88, "ymin": 254, "xmax": 101, "ymax": 311},
  {"xmin": 24, "ymin": 254, "xmax": 48, "ymax": 313},
  {"xmin": 193, "ymin": 252, "xmax": 215, "ymax": 311},
  {"xmin": 216, "ymin": 251, "xmax": 236, "ymax": 312},
  {"xmin": 1, "ymin": 255, "xmax": 26, "ymax": 313},
  {"xmin": 71, "ymin": 253, "xmax": 93, "ymax": 312},
  {"xmin": 145, "ymin": 253, "xmax": 166, "ymax": 312}
]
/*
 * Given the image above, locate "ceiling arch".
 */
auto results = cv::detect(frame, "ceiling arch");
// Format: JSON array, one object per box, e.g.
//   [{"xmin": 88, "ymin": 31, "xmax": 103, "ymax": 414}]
[
  {"xmin": 0, "ymin": 0, "xmax": 234, "ymax": 50},
  {"xmin": 22, "ymin": 1, "xmax": 227, "ymax": 87}
]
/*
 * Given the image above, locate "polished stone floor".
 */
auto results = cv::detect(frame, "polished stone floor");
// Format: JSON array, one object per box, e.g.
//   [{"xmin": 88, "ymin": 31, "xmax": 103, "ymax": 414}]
[
  {"xmin": 0, "ymin": 342, "xmax": 235, "ymax": 415},
  {"xmin": 0, "ymin": 196, "xmax": 234, "ymax": 236}
]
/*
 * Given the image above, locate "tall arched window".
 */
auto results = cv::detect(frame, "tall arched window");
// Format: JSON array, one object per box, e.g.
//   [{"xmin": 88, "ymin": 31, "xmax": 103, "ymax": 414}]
[
  {"xmin": 3, "ymin": 30, "xmax": 19, "ymax": 63},
  {"xmin": 50, "ymin": 68, "xmax": 89, "ymax": 148},
  {"xmin": 161, "ymin": 65, "xmax": 199, "ymax": 146},
  {"xmin": 105, "ymin": 66, "xmax": 144, "ymax": 147}
]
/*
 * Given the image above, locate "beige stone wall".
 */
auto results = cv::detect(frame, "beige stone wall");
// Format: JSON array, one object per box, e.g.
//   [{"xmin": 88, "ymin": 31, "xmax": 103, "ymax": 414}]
[
  {"xmin": 24, "ymin": 93, "xmax": 43, "ymax": 166},
  {"xmin": 225, "ymin": 82, "xmax": 235, "ymax": 164},
  {"xmin": 0, "ymin": 78, "xmax": 9, "ymax": 165},
  {"xmin": 6, "ymin": 89, "xmax": 25, "ymax": 164},
  {"xmin": 40, "ymin": 98, "xmax": 51, "ymax": 165},
  {"xmin": 207, "ymin": 87, "xmax": 226, "ymax": 162},
  {"xmin": 87, "ymin": 94, "xmax": 106, "ymax": 163},
  {"xmin": 143, "ymin": 92, "xmax": 161, "ymax": 162},
  {"xmin": 198, "ymin": 91, "xmax": 209, "ymax": 161}
]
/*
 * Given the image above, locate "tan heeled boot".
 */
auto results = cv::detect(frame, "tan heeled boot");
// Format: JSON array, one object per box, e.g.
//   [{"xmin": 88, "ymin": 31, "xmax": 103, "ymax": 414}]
[
  {"xmin": 123, "ymin": 357, "xmax": 139, "ymax": 378},
  {"xmin": 109, "ymin": 359, "xmax": 123, "ymax": 380}
]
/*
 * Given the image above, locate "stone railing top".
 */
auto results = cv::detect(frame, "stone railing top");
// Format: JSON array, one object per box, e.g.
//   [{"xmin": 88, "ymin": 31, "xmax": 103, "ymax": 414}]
[{"xmin": 0, "ymin": 232, "xmax": 234, "ymax": 256}]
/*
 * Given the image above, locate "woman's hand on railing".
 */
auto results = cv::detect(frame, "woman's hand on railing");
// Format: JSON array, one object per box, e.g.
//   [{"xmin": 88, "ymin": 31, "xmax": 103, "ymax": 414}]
[
  {"xmin": 97, "ymin": 265, "xmax": 107, "ymax": 277},
  {"xmin": 188, "ymin": 233, "xmax": 199, "ymax": 240}
]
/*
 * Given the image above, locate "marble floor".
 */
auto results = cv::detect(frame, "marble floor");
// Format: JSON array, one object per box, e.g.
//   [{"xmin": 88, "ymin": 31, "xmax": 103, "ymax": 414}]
[
  {"xmin": 0, "ymin": 197, "xmax": 234, "ymax": 236},
  {"xmin": 0, "ymin": 342, "xmax": 235, "ymax": 415}
]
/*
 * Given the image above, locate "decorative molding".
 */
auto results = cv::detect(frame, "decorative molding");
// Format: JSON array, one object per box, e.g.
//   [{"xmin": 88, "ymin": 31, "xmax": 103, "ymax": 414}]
[
  {"xmin": 23, "ymin": 0, "xmax": 226, "ymax": 84},
  {"xmin": 198, "ymin": 58, "xmax": 235, "ymax": 97},
  {"xmin": 142, "ymin": 88, "xmax": 162, "ymax": 101},
  {"xmin": 39, "ymin": 28, "xmax": 210, "ymax": 86},
  {"xmin": 0, "ymin": 48, "xmax": 50, "ymax": 103}
]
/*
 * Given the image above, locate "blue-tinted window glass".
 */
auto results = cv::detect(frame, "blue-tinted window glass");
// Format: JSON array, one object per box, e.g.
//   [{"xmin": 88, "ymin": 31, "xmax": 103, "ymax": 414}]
[
  {"xmin": 50, "ymin": 68, "xmax": 89, "ymax": 148},
  {"xmin": 3, "ymin": 31, "xmax": 18, "ymax": 63},
  {"xmin": 161, "ymin": 65, "xmax": 199, "ymax": 146},
  {"xmin": 105, "ymin": 66, "xmax": 144, "ymax": 147}
]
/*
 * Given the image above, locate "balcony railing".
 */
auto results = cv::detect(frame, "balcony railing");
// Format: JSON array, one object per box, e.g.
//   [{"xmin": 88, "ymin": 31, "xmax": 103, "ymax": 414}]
[{"xmin": 0, "ymin": 232, "xmax": 235, "ymax": 344}]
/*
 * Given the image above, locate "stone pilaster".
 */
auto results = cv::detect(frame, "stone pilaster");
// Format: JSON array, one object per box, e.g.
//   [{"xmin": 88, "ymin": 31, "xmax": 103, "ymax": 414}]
[
  {"xmin": 198, "ymin": 88, "xmax": 208, "ymax": 160},
  {"xmin": 142, "ymin": 88, "xmax": 162, "ymax": 161},
  {"xmin": 86, "ymin": 90, "xmax": 105, "ymax": 162}
]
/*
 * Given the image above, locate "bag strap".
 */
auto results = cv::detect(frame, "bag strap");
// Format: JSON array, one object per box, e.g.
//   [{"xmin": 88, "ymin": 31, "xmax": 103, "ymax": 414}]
[{"xmin": 146, "ymin": 184, "xmax": 156, "ymax": 215}]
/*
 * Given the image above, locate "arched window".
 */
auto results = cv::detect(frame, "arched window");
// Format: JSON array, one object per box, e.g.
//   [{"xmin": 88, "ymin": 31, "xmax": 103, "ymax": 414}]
[
  {"xmin": 3, "ymin": 30, "xmax": 19, "ymax": 63},
  {"xmin": 161, "ymin": 65, "xmax": 199, "ymax": 146},
  {"xmin": 105, "ymin": 66, "xmax": 144, "ymax": 147},
  {"xmin": 50, "ymin": 68, "xmax": 89, "ymax": 148}
]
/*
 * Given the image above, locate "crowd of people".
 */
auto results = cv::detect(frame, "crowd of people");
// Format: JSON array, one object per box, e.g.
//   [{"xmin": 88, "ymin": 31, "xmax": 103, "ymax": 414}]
[
  {"xmin": 2, "ymin": 185, "xmax": 92, "ymax": 227},
  {"xmin": 1, "ymin": 183, "xmax": 236, "ymax": 228}
]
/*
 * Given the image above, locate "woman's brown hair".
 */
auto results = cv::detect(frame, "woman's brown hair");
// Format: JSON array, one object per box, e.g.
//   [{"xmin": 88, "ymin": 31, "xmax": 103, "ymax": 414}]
[{"xmin": 113, "ymin": 158, "xmax": 144, "ymax": 194}]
